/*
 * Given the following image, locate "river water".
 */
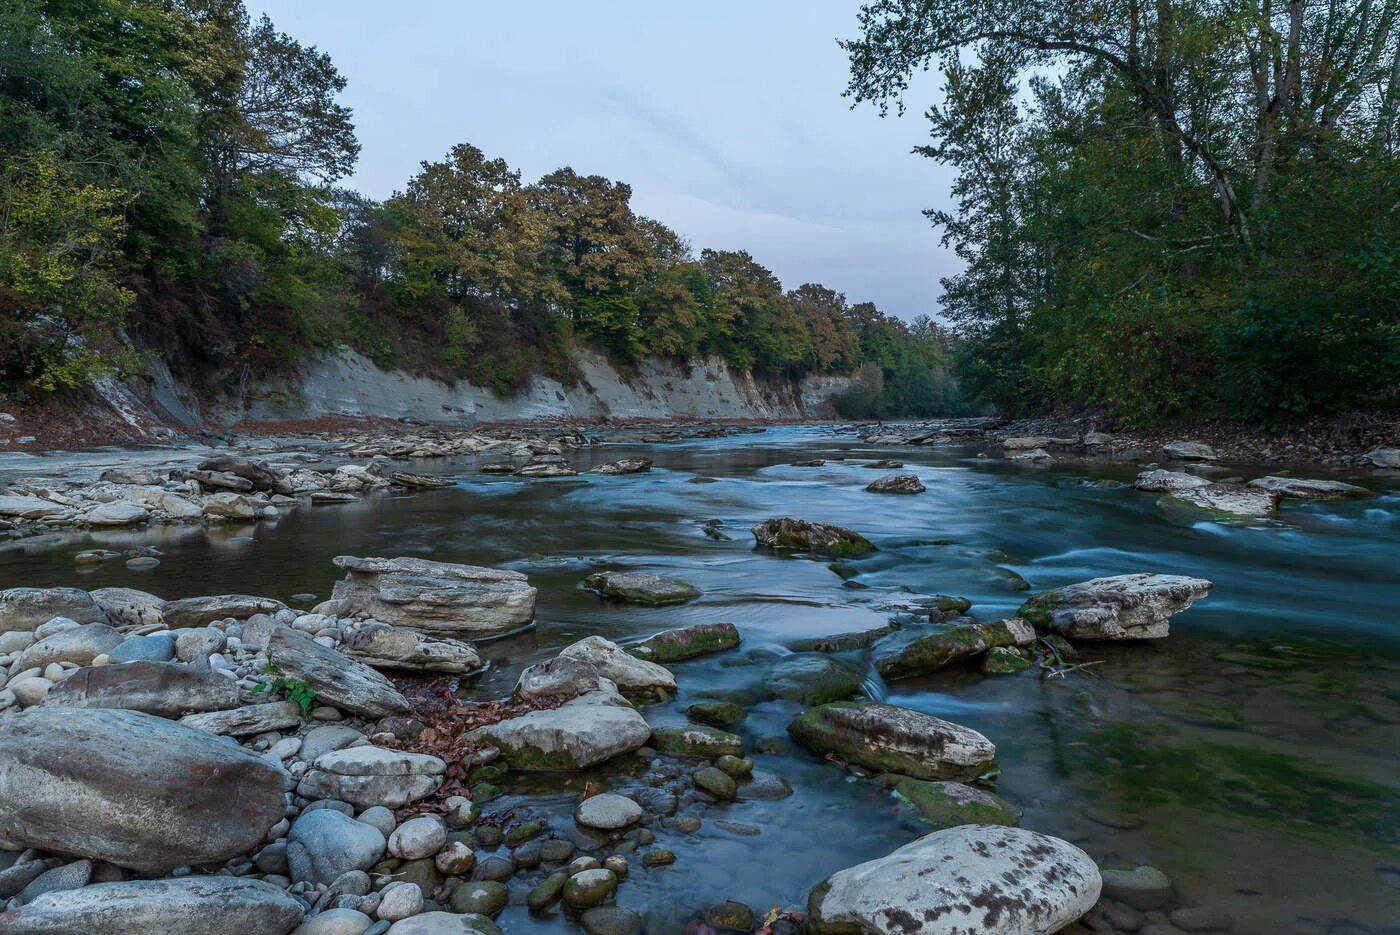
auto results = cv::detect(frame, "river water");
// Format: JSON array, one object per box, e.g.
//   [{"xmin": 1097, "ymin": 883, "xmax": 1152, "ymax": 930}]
[{"xmin": 2, "ymin": 425, "xmax": 1398, "ymax": 933}]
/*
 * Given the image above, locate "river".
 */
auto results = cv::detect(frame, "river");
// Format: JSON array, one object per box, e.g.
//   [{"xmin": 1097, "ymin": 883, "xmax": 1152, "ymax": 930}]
[{"xmin": 2, "ymin": 425, "xmax": 1397, "ymax": 933}]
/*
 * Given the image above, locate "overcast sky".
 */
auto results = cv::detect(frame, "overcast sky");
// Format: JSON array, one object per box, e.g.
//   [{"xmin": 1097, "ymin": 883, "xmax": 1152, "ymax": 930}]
[{"xmin": 247, "ymin": 0, "xmax": 956, "ymax": 320}]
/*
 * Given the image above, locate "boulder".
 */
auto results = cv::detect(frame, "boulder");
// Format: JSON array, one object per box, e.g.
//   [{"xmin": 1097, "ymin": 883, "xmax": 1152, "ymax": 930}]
[
  {"xmin": 180, "ymin": 701, "xmax": 304, "ymax": 736},
  {"xmin": 514, "ymin": 655, "xmax": 607, "ymax": 702},
  {"xmin": 651, "ymin": 725, "xmax": 742, "ymax": 758},
  {"xmin": 627, "ymin": 622, "xmax": 740, "ymax": 662},
  {"xmin": 287, "ymin": 809, "xmax": 386, "ymax": 884},
  {"xmin": 1165, "ymin": 482, "xmax": 1278, "ymax": 517},
  {"xmin": 1246, "ymin": 475, "xmax": 1372, "ymax": 500},
  {"xmin": 90, "ymin": 588, "xmax": 167, "ymax": 629},
  {"xmin": 0, "ymin": 588, "xmax": 106, "ymax": 634},
  {"xmin": 43, "ymin": 660, "xmax": 242, "ymax": 716},
  {"xmin": 1163, "ymin": 440, "xmax": 1217, "ymax": 460},
  {"xmin": 266, "ymin": 624, "xmax": 411, "ymax": 717},
  {"xmin": 892, "ymin": 779, "xmax": 1021, "ymax": 828},
  {"xmin": 788, "ymin": 701, "xmax": 996, "ymax": 781},
  {"xmin": 1020, "ymin": 573, "xmax": 1213, "ymax": 640},
  {"xmin": 339, "ymin": 624, "xmax": 481, "ymax": 673},
  {"xmin": 390, "ymin": 471, "xmax": 455, "ymax": 489},
  {"xmin": 0, "ymin": 495, "xmax": 65, "ymax": 519},
  {"xmin": 468, "ymin": 687, "xmax": 651, "ymax": 770},
  {"xmin": 163, "ymin": 594, "xmax": 287, "ymax": 629},
  {"xmin": 767, "ymin": 654, "xmax": 864, "ymax": 705},
  {"xmin": 83, "ymin": 501, "xmax": 148, "ymax": 526},
  {"xmin": 0, "ymin": 708, "xmax": 286, "ymax": 873},
  {"xmin": 198, "ymin": 455, "xmax": 295, "ymax": 495},
  {"xmin": 297, "ymin": 746, "xmax": 445, "ymax": 809},
  {"xmin": 557, "ymin": 636, "xmax": 676, "ymax": 697},
  {"xmin": 864, "ymin": 473, "xmax": 925, "ymax": 494},
  {"xmin": 591, "ymin": 458, "xmax": 652, "ymax": 475},
  {"xmin": 1002, "ymin": 436, "xmax": 1052, "ymax": 450},
  {"xmin": 16, "ymin": 623, "xmax": 123, "ymax": 670},
  {"xmin": 1364, "ymin": 447, "xmax": 1400, "ymax": 468},
  {"xmin": 109, "ymin": 632, "xmax": 175, "ymax": 663},
  {"xmin": 807, "ymin": 825, "xmax": 1101, "ymax": 935},
  {"xmin": 202, "ymin": 491, "xmax": 257, "ymax": 519},
  {"xmin": 329, "ymin": 556, "xmax": 536, "ymax": 638},
  {"xmin": 751, "ymin": 517, "xmax": 875, "ymax": 557},
  {"xmin": 1133, "ymin": 469, "xmax": 1211, "ymax": 492},
  {"xmin": 0, "ymin": 877, "xmax": 305, "ymax": 935},
  {"xmin": 581, "ymin": 571, "xmax": 701, "ymax": 606},
  {"xmin": 873, "ymin": 618, "xmax": 1035, "ymax": 681}
]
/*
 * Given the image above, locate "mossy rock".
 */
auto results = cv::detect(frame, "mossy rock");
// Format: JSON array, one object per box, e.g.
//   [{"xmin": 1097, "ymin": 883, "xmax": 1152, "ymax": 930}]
[
  {"xmin": 687, "ymin": 700, "xmax": 747, "ymax": 728},
  {"xmin": 983, "ymin": 646, "xmax": 1031, "ymax": 674},
  {"xmin": 651, "ymin": 725, "xmax": 743, "ymax": 758},
  {"xmin": 787, "ymin": 700, "xmax": 996, "ymax": 781},
  {"xmin": 629, "ymin": 622, "xmax": 740, "ymax": 662},
  {"xmin": 892, "ymin": 778, "xmax": 1020, "ymax": 828},
  {"xmin": 767, "ymin": 654, "xmax": 864, "ymax": 705}
]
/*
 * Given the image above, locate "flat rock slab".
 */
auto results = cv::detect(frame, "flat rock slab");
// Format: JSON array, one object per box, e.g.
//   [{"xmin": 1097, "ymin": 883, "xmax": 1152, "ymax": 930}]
[
  {"xmin": 43, "ymin": 660, "xmax": 243, "ymax": 716},
  {"xmin": 163, "ymin": 594, "xmax": 287, "ymax": 628},
  {"xmin": 0, "ymin": 876, "xmax": 305, "ymax": 935},
  {"xmin": 751, "ymin": 518, "xmax": 875, "ymax": 557},
  {"xmin": 180, "ymin": 701, "xmax": 304, "ymax": 736},
  {"xmin": 1166, "ymin": 483, "xmax": 1278, "ymax": 517},
  {"xmin": 469, "ymin": 688, "xmax": 651, "ymax": 770},
  {"xmin": 874, "ymin": 618, "xmax": 1034, "ymax": 682},
  {"xmin": 267, "ymin": 624, "xmax": 411, "ymax": 717},
  {"xmin": 808, "ymin": 824, "xmax": 1101, "ymax": 935},
  {"xmin": 0, "ymin": 708, "xmax": 285, "ymax": 873},
  {"xmin": 0, "ymin": 495, "xmax": 66, "ymax": 519},
  {"xmin": 788, "ymin": 700, "xmax": 996, "ymax": 781},
  {"xmin": 330, "ymin": 555, "xmax": 536, "ymax": 638},
  {"xmin": 582, "ymin": 571, "xmax": 700, "ymax": 606},
  {"xmin": 0, "ymin": 588, "xmax": 107, "ymax": 634},
  {"xmin": 1247, "ymin": 475, "xmax": 1372, "ymax": 499},
  {"xmin": 1019, "ymin": 573, "xmax": 1213, "ymax": 640}
]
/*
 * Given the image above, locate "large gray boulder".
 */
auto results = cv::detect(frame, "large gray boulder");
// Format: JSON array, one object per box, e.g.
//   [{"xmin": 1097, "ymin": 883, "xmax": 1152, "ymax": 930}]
[
  {"xmin": 296, "ymin": 746, "xmax": 445, "ymax": 809},
  {"xmin": 468, "ymin": 687, "xmax": 651, "ymax": 770},
  {"xmin": 89, "ymin": 588, "xmax": 167, "ymax": 629},
  {"xmin": 163, "ymin": 594, "xmax": 287, "ymax": 629},
  {"xmin": 15, "ymin": 624, "xmax": 123, "ymax": 670},
  {"xmin": 788, "ymin": 701, "xmax": 996, "ymax": 781},
  {"xmin": 581, "ymin": 571, "xmax": 700, "ymax": 606},
  {"xmin": 286, "ymin": 809, "xmax": 386, "ymax": 884},
  {"xmin": 43, "ymin": 660, "xmax": 243, "ymax": 716},
  {"xmin": 266, "ymin": 624, "xmax": 411, "ymax": 717},
  {"xmin": 751, "ymin": 517, "xmax": 875, "ymax": 557},
  {"xmin": 807, "ymin": 825, "xmax": 1101, "ymax": 935},
  {"xmin": 1365, "ymin": 447, "xmax": 1400, "ymax": 468},
  {"xmin": 556, "ymin": 636, "xmax": 676, "ymax": 698},
  {"xmin": 0, "ymin": 588, "xmax": 106, "ymax": 634},
  {"xmin": 0, "ymin": 876, "xmax": 305, "ymax": 934},
  {"xmin": 179, "ymin": 701, "xmax": 303, "ymax": 736},
  {"xmin": 1019, "ymin": 573, "xmax": 1213, "ymax": 640},
  {"xmin": 627, "ymin": 622, "xmax": 741, "ymax": 662},
  {"xmin": 339, "ymin": 624, "xmax": 481, "ymax": 674},
  {"xmin": 329, "ymin": 556, "xmax": 536, "ymax": 638},
  {"xmin": 1165, "ymin": 482, "xmax": 1278, "ymax": 517},
  {"xmin": 0, "ymin": 708, "xmax": 285, "ymax": 873},
  {"xmin": 0, "ymin": 495, "xmax": 65, "ymax": 519}
]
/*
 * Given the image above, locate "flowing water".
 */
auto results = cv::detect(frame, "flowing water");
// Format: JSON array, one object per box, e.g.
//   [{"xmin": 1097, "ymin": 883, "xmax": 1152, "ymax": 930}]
[{"xmin": 3, "ymin": 425, "xmax": 1398, "ymax": 934}]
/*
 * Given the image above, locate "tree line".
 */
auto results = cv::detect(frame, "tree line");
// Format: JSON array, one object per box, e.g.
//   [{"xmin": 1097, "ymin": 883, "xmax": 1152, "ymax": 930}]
[
  {"xmin": 0, "ymin": 0, "xmax": 960, "ymax": 418},
  {"xmin": 846, "ymin": 0, "xmax": 1400, "ymax": 425}
]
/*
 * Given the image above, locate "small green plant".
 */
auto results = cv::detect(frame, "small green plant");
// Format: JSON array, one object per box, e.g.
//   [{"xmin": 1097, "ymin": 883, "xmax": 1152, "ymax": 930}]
[{"xmin": 252, "ymin": 662, "xmax": 318, "ymax": 717}]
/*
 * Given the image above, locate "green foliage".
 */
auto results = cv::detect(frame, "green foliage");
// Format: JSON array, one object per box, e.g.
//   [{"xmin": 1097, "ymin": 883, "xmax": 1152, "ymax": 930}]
[{"xmin": 253, "ymin": 662, "xmax": 318, "ymax": 717}]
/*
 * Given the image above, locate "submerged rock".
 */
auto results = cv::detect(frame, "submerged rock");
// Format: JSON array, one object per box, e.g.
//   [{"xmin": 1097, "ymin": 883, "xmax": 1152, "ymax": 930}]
[
  {"xmin": 0, "ymin": 877, "xmax": 305, "ymax": 935},
  {"xmin": 328, "ymin": 555, "xmax": 536, "ymax": 638},
  {"xmin": 807, "ymin": 824, "xmax": 1101, "ymax": 935},
  {"xmin": 892, "ymin": 779, "xmax": 1021, "ymax": 828},
  {"xmin": 581, "ymin": 571, "xmax": 701, "ymax": 606},
  {"xmin": 1246, "ymin": 475, "xmax": 1372, "ymax": 500},
  {"xmin": 789, "ymin": 700, "xmax": 996, "ymax": 781},
  {"xmin": 864, "ymin": 473, "xmax": 925, "ymax": 494},
  {"xmin": 751, "ymin": 517, "xmax": 875, "ymax": 557},
  {"xmin": 767, "ymin": 653, "xmax": 864, "ymax": 705},
  {"xmin": 468, "ymin": 687, "xmax": 651, "ymax": 770},
  {"xmin": 628, "ymin": 622, "xmax": 740, "ymax": 662},
  {"xmin": 1019, "ymin": 572, "xmax": 1213, "ymax": 640},
  {"xmin": 0, "ymin": 707, "xmax": 285, "ymax": 873},
  {"xmin": 874, "ymin": 618, "xmax": 1035, "ymax": 681},
  {"xmin": 651, "ymin": 724, "xmax": 743, "ymax": 758}
]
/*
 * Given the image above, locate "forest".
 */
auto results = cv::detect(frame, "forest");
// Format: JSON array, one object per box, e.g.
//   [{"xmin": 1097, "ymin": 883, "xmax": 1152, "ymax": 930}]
[
  {"xmin": 0, "ymin": 0, "xmax": 958, "ymax": 418},
  {"xmin": 846, "ymin": 0, "xmax": 1400, "ymax": 425}
]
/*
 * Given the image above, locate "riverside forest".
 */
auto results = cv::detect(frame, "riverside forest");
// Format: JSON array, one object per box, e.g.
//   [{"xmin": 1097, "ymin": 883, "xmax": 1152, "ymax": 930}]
[{"xmin": 0, "ymin": 4, "xmax": 1398, "ymax": 935}]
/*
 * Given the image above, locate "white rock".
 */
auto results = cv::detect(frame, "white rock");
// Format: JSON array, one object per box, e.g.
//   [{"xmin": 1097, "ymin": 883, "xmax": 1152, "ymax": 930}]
[
  {"xmin": 388, "ymin": 815, "xmax": 446, "ymax": 860},
  {"xmin": 1133, "ymin": 469, "xmax": 1211, "ymax": 492},
  {"xmin": 574, "ymin": 793, "xmax": 642, "ymax": 830},
  {"xmin": 377, "ymin": 882, "xmax": 424, "ymax": 921},
  {"xmin": 1020, "ymin": 573, "xmax": 1213, "ymax": 640}
]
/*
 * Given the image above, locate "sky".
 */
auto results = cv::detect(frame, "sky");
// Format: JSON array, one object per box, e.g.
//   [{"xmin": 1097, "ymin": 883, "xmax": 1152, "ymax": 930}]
[{"xmin": 246, "ymin": 0, "xmax": 957, "ymax": 321}]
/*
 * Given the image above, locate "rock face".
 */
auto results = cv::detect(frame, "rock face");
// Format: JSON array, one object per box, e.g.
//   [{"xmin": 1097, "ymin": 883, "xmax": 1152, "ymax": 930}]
[
  {"xmin": 1166, "ymin": 482, "xmax": 1278, "ymax": 517},
  {"xmin": 788, "ymin": 701, "xmax": 996, "ymax": 781},
  {"xmin": 266, "ymin": 624, "xmax": 411, "ymax": 717},
  {"xmin": 628, "ymin": 623, "xmax": 741, "ymax": 662},
  {"xmin": 0, "ymin": 708, "xmax": 286, "ymax": 873},
  {"xmin": 864, "ymin": 473, "xmax": 925, "ymax": 494},
  {"xmin": 591, "ymin": 458, "xmax": 653, "ymax": 475},
  {"xmin": 751, "ymin": 518, "xmax": 875, "ymax": 557},
  {"xmin": 162, "ymin": 594, "xmax": 287, "ymax": 628},
  {"xmin": 557, "ymin": 636, "xmax": 676, "ymax": 697},
  {"xmin": 581, "ymin": 571, "xmax": 701, "ymax": 606},
  {"xmin": 0, "ymin": 588, "xmax": 106, "ymax": 634},
  {"xmin": 1133, "ymin": 469, "xmax": 1211, "ymax": 492},
  {"xmin": 1019, "ymin": 573, "xmax": 1213, "ymax": 640},
  {"xmin": 297, "ymin": 746, "xmax": 446, "ymax": 809},
  {"xmin": 807, "ymin": 825, "xmax": 1101, "ymax": 935},
  {"xmin": 0, "ymin": 877, "xmax": 306, "ymax": 935},
  {"xmin": 1246, "ymin": 475, "xmax": 1372, "ymax": 500},
  {"xmin": 329, "ymin": 556, "xmax": 536, "ymax": 637},
  {"xmin": 874, "ymin": 618, "xmax": 1036, "ymax": 681},
  {"xmin": 469, "ymin": 687, "xmax": 651, "ymax": 770},
  {"xmin": 43, "ymin": 660, "xmax": 242, "ymax": 716},
  {"xmin": 339, "ymin": 624, "xmax": 482, "ymax": 673},
  {"xmin": 1163, "ymin": 440, "xmax": 1218, "ymax": 460}
]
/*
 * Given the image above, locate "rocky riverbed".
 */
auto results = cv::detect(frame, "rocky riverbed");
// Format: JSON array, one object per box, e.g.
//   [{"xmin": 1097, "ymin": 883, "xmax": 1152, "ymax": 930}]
[{"xmin": 0, "ymin": 423, "xmax": 1396, "ymax": 934}]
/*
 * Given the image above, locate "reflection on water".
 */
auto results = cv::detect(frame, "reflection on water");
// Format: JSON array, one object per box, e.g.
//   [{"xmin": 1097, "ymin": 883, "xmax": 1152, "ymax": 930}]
[{"xmin": 3, "ymin": 426, "xmax": 1398, "ymax": 932}]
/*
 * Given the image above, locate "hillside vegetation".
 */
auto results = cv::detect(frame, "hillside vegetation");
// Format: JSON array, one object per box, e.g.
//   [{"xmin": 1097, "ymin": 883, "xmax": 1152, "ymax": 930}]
[{"xmin": 0, "ymin": 0, "xmax": 961, "ymax": 418}]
